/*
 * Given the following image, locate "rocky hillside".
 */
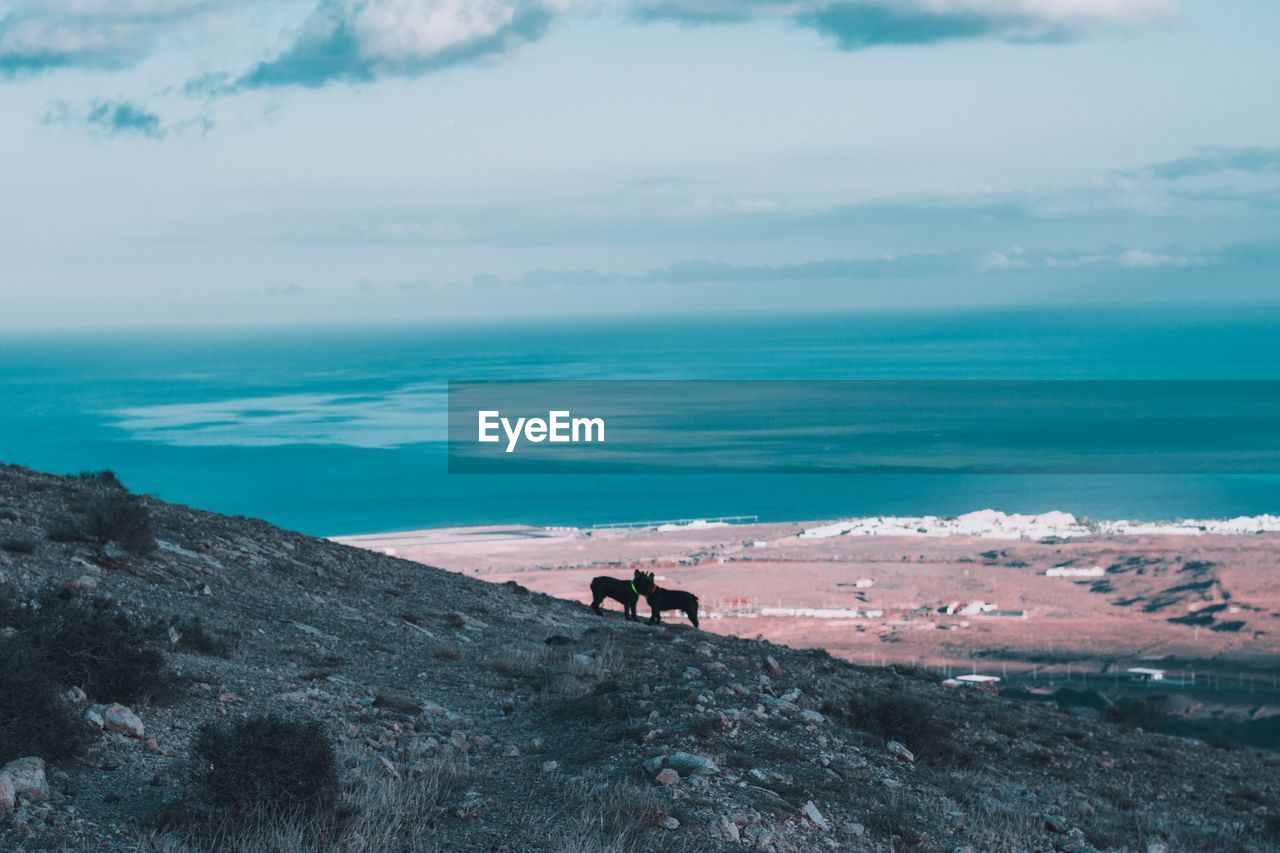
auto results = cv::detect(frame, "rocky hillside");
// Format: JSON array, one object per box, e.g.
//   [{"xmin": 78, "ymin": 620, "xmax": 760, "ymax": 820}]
[{"xmin": 0, "ymin": 462, "xmax": 1277, "ymax": 852}]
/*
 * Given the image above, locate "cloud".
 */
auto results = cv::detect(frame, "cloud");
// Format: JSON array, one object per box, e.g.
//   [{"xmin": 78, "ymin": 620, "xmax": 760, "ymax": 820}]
[
  {"xmin": 238, "ymin": 0, "xmax": 561, "ymax": 88},
  {"xmin": 233, "ymin": 0, "xmax": 1178, "ymax": 91},
  {"xmin": 474, "ymin": 240, "xmax": 1278, "ymax": 290},
  {"xmin": 44, "ymin": 97, "xmax": 166, "ymax": 138},
  {"xmin": 0, "ymin": 0, "xmax": 221, "ymax": 76},
  {"xmin": 86, "ymin": 98, "xmax": 164, "ymax": 137},
  {"xmin": 1139, "ymin": 146, "xmax": 1280, "ymax": 180},
  {"xmin": 0, "ymin": 0, "xmax": 1179, "ymax": 94},
  {"xmin": 803, "ymin": 0, "xmax": 1177, "ymax": 49},
  {"xmin": 636, "ymin": 0, "xmax": 1179, "ymax": 47},
  {"xmin": 474, "ymin": 252, "xmax": 966, "ymax": 288},
  {"xmin": 1042, "ymin": 247, "xmax": 1200, "ymax": 270}
]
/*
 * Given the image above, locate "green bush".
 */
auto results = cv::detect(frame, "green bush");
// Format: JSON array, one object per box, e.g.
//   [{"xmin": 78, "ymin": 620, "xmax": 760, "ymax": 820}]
[
  {"xmin": 0, "ymin": 537, "xmax": 37, "ymax": 554},
  {"xmin": 845, "ymin": 689, "xmax": 970, "ymax": 767},
  {"xmin": 0, "ymin": 637, "xmax": 91, "ymax": 763},
  {"xmin": 162, "ymin": 615, "xmax": 236, "ymax": 658},
  {"xmin": 2, "ymin": 587, "xmax": 164, "ymax": 703},
  {"xmin": 45, "ymin": 516, "xmax": 89, "ymax": 543},
  {"xmin": 84, "ymin": 490, "xmax": 155, "ymax": 554},
  {"xmin": 193, "ymin": 715, "xmax": 339, "ymax": 814}
]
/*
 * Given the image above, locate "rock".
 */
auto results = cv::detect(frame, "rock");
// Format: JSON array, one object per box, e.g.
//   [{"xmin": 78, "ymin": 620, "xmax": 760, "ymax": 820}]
[
  {"xmin": 765, "ymin": 655, "xmax": 784, "ymax": 678},
  {"xmin": 94, "ymin": 704, "xmax": 145, "ymax": 739},
  {"xmin": 61, "ymin": 575, "xmax": 98, "ymax": 593},
  {"xmin": 1043, "ymin": 813, "xmax": 1070, "ymax": 834},
  {"xmin": 662, "ymin": 816, "xmax": 681, "ymax": 830},
  {"xmin": 544, "ymin": 635, "xmax": 574, "ymax": 646},
  {"xmin": 886, "ymin": 740, "xmax": 914, "ymax": 762},
  {"xmin": 1146, "ymin": 842, "xmax": 1169, "ymax": 853},
  {"xmin": 800, "ymin": 709, "xmax": 826, "ymax": 725},
  {"xmin": 1, "ymin": 758, "xmax": 48, "ymax": 803},
  {"xmin": 666, "ymin": 751, "xmax": 720, "ymax": 776},
  {"xmin": 541, "ymin": 760, "xmax": 559, "ymax": 773},
  {"xmin": 0, "ymin": 773, "xmax": 14, "ymax": 813},
  {"xmin": 64, "ymin": 686, "xmax": 87, "ymax": 703},
  {"xmin": 373, "ymin": 691, "xmax": 423, "ymax": 715},
  {"xmin": 843, "ymin": 822, "xmax": 865, "ymax": 838},
  {"xmin": 642, "ymin": 756, "xmax": 665, "ymax": 774},
  {"xmin": 803, "ymin": 801, "xmax": 830, "ymax": 831},
  {"xmin": 655, "ymin": 768, "xmax": 680, "ymax": 786},
  {"xmin": 502, "ymin": 745, "xmax": 520, "ymax": 757},
  {"xmin": 712, "ymin": 815, "xmax": 741, "ymax": 842},
  {"xmin": 683, "ymin": 666, "xmax": 702, "ymax": 680}
]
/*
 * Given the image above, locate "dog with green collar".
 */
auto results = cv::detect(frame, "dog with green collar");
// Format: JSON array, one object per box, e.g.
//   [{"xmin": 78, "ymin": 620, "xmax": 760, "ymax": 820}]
[{"xmin": 590, "ymin": 568, "xmax": 654, "ymax": 622}]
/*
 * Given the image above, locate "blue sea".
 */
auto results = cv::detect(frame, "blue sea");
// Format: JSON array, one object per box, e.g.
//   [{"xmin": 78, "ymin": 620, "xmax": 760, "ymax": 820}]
[{"xmin": 2, "ymin": 305, "xmax": 1278, "ymax": 536}]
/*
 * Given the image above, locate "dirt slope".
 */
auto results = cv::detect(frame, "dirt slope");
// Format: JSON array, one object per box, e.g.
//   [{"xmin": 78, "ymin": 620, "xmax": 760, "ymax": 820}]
[{"xmin": 0, "ymin": 463, "xmax": 1277, "ymax": 852}]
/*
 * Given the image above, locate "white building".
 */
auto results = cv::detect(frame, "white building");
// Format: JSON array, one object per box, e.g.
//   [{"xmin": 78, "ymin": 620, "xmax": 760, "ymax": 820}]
[
  {"xmin": 956, "ymin": 674, "xmax": 1001, "ymax": 685},
  {"xmin": 1126, "ymin": 667, "xmax": 1166, "ymax": 682},
  {"xmin": 1045, "ymin": 566, "xmax": 1105, "ymax": 578}
]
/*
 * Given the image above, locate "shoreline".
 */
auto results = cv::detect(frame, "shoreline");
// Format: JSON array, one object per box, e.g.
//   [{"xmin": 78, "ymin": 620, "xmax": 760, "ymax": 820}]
[{"xmin": 331, "ymin": 508, "xmax": 1280, "ymax": 546}]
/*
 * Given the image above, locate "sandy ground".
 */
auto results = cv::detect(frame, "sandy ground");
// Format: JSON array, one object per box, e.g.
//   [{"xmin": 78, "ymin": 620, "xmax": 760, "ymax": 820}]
[{"xmin": 335, "ymin": 518, "xmax": 1280, "ymax": 683}]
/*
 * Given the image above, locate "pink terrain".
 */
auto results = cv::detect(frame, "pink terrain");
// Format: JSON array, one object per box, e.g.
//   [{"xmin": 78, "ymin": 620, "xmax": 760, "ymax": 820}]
[{"xmin": 336, "ymin": 518, "xmax": 1280, "ymax": 686}]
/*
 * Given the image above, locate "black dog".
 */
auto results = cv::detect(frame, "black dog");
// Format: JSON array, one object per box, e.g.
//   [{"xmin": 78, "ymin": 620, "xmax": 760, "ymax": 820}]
[
  {"xmin": 590, "ymin": 569, "xmax": 654, "ymax": 621},
  {"xmin": 644, "ymin": 575, "xmax": 700, "ymax": 628}
]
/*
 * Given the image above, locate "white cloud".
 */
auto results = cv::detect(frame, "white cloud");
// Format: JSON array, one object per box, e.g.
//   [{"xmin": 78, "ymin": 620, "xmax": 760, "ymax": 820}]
[
  {"xmin": 0, "ymin": 0, "xmax": 225, "ymax": 73},
  {"xmin": 637, "ymin": 0, "xmax": 1179, "ymax": 46}
]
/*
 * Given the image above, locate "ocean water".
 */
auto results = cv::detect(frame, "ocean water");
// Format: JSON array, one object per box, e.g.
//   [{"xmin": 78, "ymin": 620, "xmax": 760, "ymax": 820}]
[{"xmin": 2, "ymin": 305, "xmax": 1278, "ymax": 536}]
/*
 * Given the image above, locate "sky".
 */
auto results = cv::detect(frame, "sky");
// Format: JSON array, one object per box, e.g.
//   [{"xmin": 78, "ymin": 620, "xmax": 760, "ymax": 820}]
[{"xmin": 1, "ymin": 0, "xmax": 1278, "ymax": 328}]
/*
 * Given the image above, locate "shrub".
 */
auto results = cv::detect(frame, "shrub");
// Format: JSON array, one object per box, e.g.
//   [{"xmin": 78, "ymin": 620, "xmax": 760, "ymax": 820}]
[
  {"xmin": 5, "ymin": 587, "xmax": 164, "ymax": 702},
  {"xmin": 85, "ymin": 490, "xmax": 155, "ymax": 554},
  {"xmin": 0, "ymin": 537, "xmax": 37, "ymax": 554},
  {"xmin": 162, "ymin": 616, "xmax": 236, "ymax": 658},
  {"xmin": 1106, "ymin": 699, "xmax": 1159, "ymax": 731},
  {"xmin": 846, "ymin": 690, "xmax": 968, "ymax": 766},
  {"xmin": 193, "ymin": 716, "xmax": 339, "ymax": 814},
  {"xmin": 0, "ymin": 637, "xmax": 91, "ymax": 763},
  {"xmin": 45, "ymin": 516, "xmax": 89, "ymax": 543},
  {"xmin": 78, "ymin": 470, "xmax": 124, "ymax": 488}
]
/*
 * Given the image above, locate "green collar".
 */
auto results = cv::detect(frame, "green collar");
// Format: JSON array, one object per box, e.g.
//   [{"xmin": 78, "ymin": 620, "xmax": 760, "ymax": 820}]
[{"xmin": 630, "ymin": 581, "xmax": 638, "ymax": 595}]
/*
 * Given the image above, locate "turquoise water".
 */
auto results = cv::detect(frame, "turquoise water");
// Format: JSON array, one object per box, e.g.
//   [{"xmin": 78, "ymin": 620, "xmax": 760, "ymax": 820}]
[{"xmin": 2, "ymin": 305, "xmax": 1278, "ymax": 536}]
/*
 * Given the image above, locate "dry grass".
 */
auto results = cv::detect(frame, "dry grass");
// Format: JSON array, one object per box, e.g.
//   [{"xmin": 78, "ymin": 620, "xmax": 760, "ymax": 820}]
[
  {"xmin": 145, "ymin": 751, "xmax": 469, "ymax": 852},
  {"xmin": 520, "ymin": 778, "xmax": 674, "ymax": 853},
  {"xmin": 491, "ymin": 646, "xmax": 558, "ymax": 681}
]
